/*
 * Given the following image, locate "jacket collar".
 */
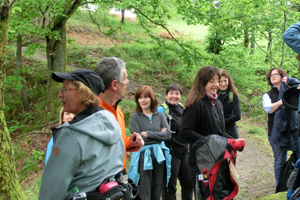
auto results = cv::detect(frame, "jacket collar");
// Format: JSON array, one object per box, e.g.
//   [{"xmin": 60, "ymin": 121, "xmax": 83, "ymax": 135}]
[{"xmin": 70, "ymin": 106, "xmax": 103, "ymax": 124}]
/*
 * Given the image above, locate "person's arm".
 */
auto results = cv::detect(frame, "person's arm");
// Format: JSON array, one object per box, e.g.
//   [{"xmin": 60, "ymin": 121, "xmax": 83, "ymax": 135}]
[
  {"xmin": 45, "ymin": 137, "xmax": 53, "ymax": 165},
  {"xmin": 179, "ymin": 103, "xmax": 207, "ymax": 143},
  {"xmin": 127, "ymin": 133, "xmax": 144, "ymax": 150},
  {"xmin": 286, "ymin": 76, "xmax": 300, "ymax": 86},
  {"xmin": 144, "ymin": 112, "xmax": 171, "ymax": 141},
  {"xmin": 224, "ymin": 94, "xmax": 241, "ymax": 125},
  {"xmin": 282, "ymin": 22, "xmax": 300, "ymax": 55},
  {"xmin": 262, "ymin": 93, "xmax": 282, "ymax": 113},
  {"xmin": 129, "ymin": 112, "xmax": 141, "ymax": 134},
  {"xmin": 39, "ymin": 130, "xmax": 80, "ymax": 200}
]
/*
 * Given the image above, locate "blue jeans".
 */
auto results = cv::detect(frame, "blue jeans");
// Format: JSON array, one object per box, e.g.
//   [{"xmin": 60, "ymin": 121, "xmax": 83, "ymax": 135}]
[{"xmin": 268, "ymin": 136, "xmax": 300, "ymax": 185}]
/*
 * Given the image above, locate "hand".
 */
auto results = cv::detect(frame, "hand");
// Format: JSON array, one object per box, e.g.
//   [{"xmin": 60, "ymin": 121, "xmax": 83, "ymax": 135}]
[
  {"xmin": 282, "ymin": 76, "xmax": 288, "ymax": 83},
  {"xmin": 141, "ymin": 131, "xmax": 147, "ymax": 137},
  {"xmin": 129, "ymin": 132, "xmax": 144, "ymax": 149},
  {"xmin": 279, "ymin": 99, "xmax": 283, "ymax": 105},
  {"xmin": 161, "ymin": 127, "xmax": 167, "ymax": 132},
  {"xmin": 297, "ymin": 84, "xmax": 300, "ymax": 90}
]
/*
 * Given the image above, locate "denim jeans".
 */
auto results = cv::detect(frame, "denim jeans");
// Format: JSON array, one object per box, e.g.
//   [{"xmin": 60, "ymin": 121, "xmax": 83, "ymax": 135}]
[{"xmin": 268, "ymin": 136, "xmax": 300, "ymax": 185}]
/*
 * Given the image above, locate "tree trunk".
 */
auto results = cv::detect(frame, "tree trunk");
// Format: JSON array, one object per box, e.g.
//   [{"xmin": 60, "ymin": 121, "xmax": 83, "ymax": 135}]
[
  {"xmin": 250, "ymin": 29, "xmax": 255, "ymax": 55},
  {"xmin": 280, "ymin": 4, "xmax": 287, "ymax": 68},
  {"xmin": 44, "ymin": 0, "xmax": 81, "ymax": 112},
  {"xmin": 244, "ymin": 29, "xmax": 249, "ymax": 48},
  {"xmin": 121, "ymin": 9, "xmax": 125, "ymax": 23},
  {"xmin": 268, "ymin": 31, "xmax": 273, "ymax": 68},
  {"xmin": 16, "ymin": 34, "xmax": 29, "ymax": 111},
  {"xmin": 46, "ymin": 25, "xmax": 67, "ymax": 112},
  {"xmin": 265, "ymin": 30, "xmax": 272, "ymax": 65},
  {"xmin": 0, "ymin": 2, "xmax": 25, "ymax": 199}
]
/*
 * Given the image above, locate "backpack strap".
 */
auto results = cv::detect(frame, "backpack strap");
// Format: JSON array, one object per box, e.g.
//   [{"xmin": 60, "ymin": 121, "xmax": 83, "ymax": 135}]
[
  {"xmin": 229, "ymin": 91, "xmax": 234, "ymax": 103},
  {"xmin": 160, "ymin": 102, "xmax": 172, "ymax": 129},
  {"xmin": 178, "ymin": 102, "xmax": 185, "ymax": 109},
  {"xmin": 160, "ymin": 102, "xmax": 169, "ymax": 118}
]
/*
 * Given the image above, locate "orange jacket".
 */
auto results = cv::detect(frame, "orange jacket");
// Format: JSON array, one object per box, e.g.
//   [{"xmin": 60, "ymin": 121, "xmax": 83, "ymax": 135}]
[{"xmin": 99, "ymin": 96, "xmax": 140, "ymax": 170}]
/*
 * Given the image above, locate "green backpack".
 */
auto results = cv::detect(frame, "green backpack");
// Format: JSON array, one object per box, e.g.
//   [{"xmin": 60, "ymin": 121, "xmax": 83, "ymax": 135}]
[
  {"xmin": 160, "ymin": 102, "xmax": 184, "ymax": 129},
  {"xmin": 229, "ymin": 91, "xmax": 234, "ymax": 103}
]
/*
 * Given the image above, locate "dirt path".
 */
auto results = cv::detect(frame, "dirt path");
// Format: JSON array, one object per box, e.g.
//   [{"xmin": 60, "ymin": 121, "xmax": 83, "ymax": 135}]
[{"xmin": 235, "ymin": 130, "xmax": 275, "ymax": 199}]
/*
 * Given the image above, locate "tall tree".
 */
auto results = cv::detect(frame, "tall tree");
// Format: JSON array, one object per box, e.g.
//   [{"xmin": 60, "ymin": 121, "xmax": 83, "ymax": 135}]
[
  {"xmin": 0, "ymin": 0, "xmax": 25, "ymax": 199},
  {"xmin": 39, "ymin": 0, "xmax": 82, "ymax": 107}
]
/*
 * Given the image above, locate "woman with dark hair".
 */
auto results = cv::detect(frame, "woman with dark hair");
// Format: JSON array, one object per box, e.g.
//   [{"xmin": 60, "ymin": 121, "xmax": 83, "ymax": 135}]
[
  {"xmin": 179, "ymin": 66, "xmax": 245, "ymax": 200},
  {"xmin": 157, "ymin": 84, "xmax": 193, "ymax": 200},
  {"xmin": 39, "ymin": 69, "xmax": 124, "ymax": 200},
  {"xmin": 128, "ymin": 85, "xmax": 172, "ymax": 200},
  {"xmin": 218, "ymin": 69, "xmax": 241, "ymax": 139},
  {"xmin": 262, "ymin": 67, "xmax": 300, "ymax": 186}
]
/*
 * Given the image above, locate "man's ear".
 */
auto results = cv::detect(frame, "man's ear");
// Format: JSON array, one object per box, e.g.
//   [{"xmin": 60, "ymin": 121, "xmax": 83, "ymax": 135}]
[{"xmin": 111, "ymin": 80, "xmax": 118, "ymax": 91}]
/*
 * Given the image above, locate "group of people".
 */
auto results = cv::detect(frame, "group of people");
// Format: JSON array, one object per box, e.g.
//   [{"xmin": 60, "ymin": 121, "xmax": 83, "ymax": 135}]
[
  {"xmin": 38, "ymin": 55, "xmax": 245, "ymax": 200},
  {"xmin": 37, "ymin": 21, "xmax": 300, "ymax": 200}
]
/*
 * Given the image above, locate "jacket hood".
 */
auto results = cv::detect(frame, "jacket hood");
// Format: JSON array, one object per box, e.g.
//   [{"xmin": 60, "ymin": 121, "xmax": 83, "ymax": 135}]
[{"xmin": 57, "ymin": 109, "xmax": 121, "ymax": 146}]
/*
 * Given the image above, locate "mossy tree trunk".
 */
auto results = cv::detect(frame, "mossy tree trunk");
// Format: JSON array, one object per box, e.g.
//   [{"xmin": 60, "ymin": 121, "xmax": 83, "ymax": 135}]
[
  {"xmin": 0, "ymin": 1, "xmax": 25, "ymax": 199},
  {"xmin": 45, "ymin": 0, "xmax": 81, "ymax": 112},
  {"xmin": 46, "ymin": 25, "xmax": 67, "ymax": 112}
]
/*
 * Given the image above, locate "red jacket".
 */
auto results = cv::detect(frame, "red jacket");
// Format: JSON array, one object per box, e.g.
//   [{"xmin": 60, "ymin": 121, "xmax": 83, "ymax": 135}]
[{"xmin": 194, "ymin": 135, "xmax": 244, "ymax": 199}]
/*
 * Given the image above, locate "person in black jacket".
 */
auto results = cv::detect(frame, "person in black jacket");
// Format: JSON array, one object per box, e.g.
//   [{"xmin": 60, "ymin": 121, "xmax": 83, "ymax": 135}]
[
  {"xmin": 262, "ymin": 68, "xmax": 300, "ymax": 186},
  {"xmin": 179, "ymin": 66, "xmax": 245, "ymax": 199},
  {"xmin": 158, "ymin": 84, "xmax": 193, "ymax": 200},
  {"xmin": 218, "ymin": 69, "xmax": 241, "ymax": 139}
]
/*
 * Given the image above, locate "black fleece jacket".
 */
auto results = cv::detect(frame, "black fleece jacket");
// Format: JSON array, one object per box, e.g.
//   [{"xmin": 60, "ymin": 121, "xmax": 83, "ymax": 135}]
[
  {"xmin": 179, "ymin": 96, "xmax": 232, "ymax": 164},
  {"xmin": 218, "ymin": 90, "xmax": 241, "ymax": 138},
  {"xmin": 161, "ymin": 101, "xmax": 189, "ymax": 157}
]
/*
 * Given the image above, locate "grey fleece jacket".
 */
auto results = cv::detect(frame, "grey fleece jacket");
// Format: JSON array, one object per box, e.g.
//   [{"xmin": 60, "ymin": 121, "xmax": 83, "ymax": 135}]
[
  {"xmin": 130, "ymin": 111, "xmax": 171, "ymax": 144},
  {"xmin": 38, "ymin": 108, "xmax": 124, "ymax": 200}
]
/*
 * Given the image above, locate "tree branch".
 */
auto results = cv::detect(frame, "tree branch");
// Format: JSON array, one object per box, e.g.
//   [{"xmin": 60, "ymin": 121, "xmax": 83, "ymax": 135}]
[
  {"xmin": 8, "ymin": 7, "xmax": 52, "ymax": 45},
  {"xmin": 87, "ymin": 8, "xmax": 119, "ymax": 46},
  {"xmin": 134, "ymin": 7, "xmax": 201, "ymax": 60},
  {"xmin": 9, "ymin": 0, "xmax": 16, "ymax": 10},
  {"xmin": 253, "ymin": 39, "xmax": 280, "ymax": 67}
]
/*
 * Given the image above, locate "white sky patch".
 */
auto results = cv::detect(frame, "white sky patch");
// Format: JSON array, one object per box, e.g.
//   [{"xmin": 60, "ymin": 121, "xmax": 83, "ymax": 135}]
[
  {"xmin": 109, "ymin": 8, "xmax": 136, "ymax": 18},
  {"xmin": 81, "ymin": 4, "xmax": 136, "ymax": 18}
]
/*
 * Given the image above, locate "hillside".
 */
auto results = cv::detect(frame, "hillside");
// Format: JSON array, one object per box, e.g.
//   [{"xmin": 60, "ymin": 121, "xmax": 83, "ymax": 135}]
[{"xmin": 9, "ymin": 12, "xmax": 288, "ymax": 200}]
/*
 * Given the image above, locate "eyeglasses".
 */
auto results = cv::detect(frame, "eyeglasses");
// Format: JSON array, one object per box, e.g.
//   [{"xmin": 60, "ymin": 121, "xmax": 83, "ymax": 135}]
[
  {"xmin": 61, "ymin": 87, "xmax": 77, "ymax": 93},
  {"xmin": 271, "ymin": 73, "xmax": 279, "ymax": 77}
]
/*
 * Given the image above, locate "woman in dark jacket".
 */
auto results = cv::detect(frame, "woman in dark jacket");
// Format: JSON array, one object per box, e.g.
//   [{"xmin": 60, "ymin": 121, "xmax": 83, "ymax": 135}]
[
  {"xmin": 218, "ymin": 69, "xmax": 241, "ymax": 139},
  {"xmin": 179, "ymin": 66, "xmax": 245, "ymax": 200},
  {"xmin": 157, "ymin": 84, "xmax": 193, "ymax": 200}
]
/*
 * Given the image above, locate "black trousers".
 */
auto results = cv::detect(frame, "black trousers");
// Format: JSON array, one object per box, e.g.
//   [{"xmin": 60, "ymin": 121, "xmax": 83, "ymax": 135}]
[
  {"xmin": 138, "ymin": 150, "xmax": 166, "ymax": 200},
  {"xmin": 162, "ymin": 153, "xmax": 193, "ymax": 200}
]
